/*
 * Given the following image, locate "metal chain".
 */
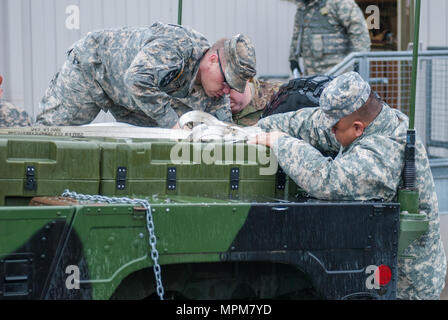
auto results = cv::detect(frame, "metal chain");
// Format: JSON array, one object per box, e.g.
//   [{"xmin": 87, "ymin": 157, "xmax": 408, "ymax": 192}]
[{"xmin": 61, "ymin": 189, "xmax": 165, "ymax": 300}]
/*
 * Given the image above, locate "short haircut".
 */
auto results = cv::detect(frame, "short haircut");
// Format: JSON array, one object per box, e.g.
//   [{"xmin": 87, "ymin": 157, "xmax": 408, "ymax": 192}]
[
  {"xmin": 351, "ymin": 91, "xmax": 383, "ymax": 123},
  {"xmin": 209, "ymin": 38, "xmax": 228, "ymax": 61}
]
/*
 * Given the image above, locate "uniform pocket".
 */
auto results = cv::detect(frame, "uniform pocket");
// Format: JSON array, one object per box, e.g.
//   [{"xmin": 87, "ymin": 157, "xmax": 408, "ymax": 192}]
[{"xmin": 322, "ymin": 34, "xmax": 349, "ymax": 54}]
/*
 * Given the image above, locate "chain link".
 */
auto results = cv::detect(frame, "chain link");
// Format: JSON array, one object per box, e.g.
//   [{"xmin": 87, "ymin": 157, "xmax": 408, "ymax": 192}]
[{"xmin": 61, "ymin": 189, "xmax": 165, "ymax": 300}]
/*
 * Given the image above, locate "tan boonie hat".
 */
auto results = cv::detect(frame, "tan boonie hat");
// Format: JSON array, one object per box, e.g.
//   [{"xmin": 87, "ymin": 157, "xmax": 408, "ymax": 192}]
[
  {"xmin": 319, "ymin": 71, "xmax": 371, "ymax": 128},
  {"xmin": 223, "ymin": 34, "xmax": 257, "ymax": 93}
]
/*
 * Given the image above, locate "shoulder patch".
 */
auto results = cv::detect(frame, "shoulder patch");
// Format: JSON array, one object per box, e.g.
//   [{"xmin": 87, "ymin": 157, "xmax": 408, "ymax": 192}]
[{"xmin": 159, "ymin": 64, "xmax": 184, "ymax": 87}]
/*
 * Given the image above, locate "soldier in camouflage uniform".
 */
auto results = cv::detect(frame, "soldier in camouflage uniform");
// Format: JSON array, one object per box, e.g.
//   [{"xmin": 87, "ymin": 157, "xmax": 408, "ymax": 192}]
[
  {"xmin": 289, "ymin": 0, "xmax": 371, "ymax": 76},
  {"xmin": 231, "ymin": 78, "xmax": 284, "ymax": 126},
  {"xmin": 0, "ymin": 75, "xmax": 32, "ymax": 127},
  {"xmin": 252, "ymin": 72, "xmax": 447, "ymax": 299},
  {"xmin": 36, "ymin": 22, "xmax": 256, "ymax": 128}
]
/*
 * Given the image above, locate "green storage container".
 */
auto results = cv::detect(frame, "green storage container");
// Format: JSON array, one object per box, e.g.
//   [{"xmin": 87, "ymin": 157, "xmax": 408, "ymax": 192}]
[
  {"xmin": 0, "ymin": 135, "xmax": 302, "ymax": 204},
  {"xmin": 99, "ymin": 139, "xmax": 298, "ymax": 200}
]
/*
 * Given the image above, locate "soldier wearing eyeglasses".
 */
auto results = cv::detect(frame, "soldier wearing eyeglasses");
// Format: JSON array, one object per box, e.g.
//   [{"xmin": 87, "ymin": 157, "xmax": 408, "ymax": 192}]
[{"xmin": 36, "ymin": 22, "xmax": 256, "ymax": 128}]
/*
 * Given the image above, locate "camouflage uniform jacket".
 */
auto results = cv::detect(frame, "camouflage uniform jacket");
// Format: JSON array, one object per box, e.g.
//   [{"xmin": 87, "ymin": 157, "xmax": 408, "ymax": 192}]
[
  {"xmin": 258, "ymin": 105, "xmax": 447, "ymax": 299},
  {"xmin": 0, "ymin": 101, "xmax": 32, "ymax": 127},
  {"xmin": 56, "ymin": 22, "xmax": 231, "ymax": 128},
  {"xmin": 289, "ymin": 0, "xmax": 371, "ymax": 75},
  {"xmin": 232, "ymin": 79, "xmax": 284, "ymax": 126}
]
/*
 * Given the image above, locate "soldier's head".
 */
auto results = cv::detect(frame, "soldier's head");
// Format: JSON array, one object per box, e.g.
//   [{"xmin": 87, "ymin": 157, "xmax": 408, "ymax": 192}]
[
  {"xmin": 230, "ymin": 81, "xmax": 253, "ymax": 113},
  {"xmin": 320, "ymin": 71, "xmax": 382, "ymax": 147},
  {"xmin": 198, "ymin": 34, "xmax": 256, "ymax": 99}
]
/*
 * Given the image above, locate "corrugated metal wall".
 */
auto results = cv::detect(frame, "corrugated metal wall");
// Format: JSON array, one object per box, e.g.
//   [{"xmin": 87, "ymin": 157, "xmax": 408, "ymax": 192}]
[
  {"xmin": 421, "ymin": 0, "xmax": 448, "ymax": 49},
  {"xmin": 0, "ymin": 0, "xmax": 296, "ymax": 121}
]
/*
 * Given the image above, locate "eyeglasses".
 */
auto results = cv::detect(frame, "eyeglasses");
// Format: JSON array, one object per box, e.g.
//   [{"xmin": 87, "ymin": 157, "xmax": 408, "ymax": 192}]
[{"xmin": 217, "ymin": 50, "xmax": 233, "ymax": 90}]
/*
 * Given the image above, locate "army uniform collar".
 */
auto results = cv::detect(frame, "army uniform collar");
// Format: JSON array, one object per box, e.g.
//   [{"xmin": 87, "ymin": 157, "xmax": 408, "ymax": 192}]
[
  {"xmin": 363, "ymin": 103, "xmax": 396, "ymax": 137},
  {"xmin": 341, "ymin": 103, "xmax": 398, "ymax": 154},
  {"xmin": 234, "ymin": 103, "xmax": 257, "ymax": 120},
  {"xmin": 189, "ymin": 48, "xmax": 210, "ymax": 95},
  {"xmin": 233, "ymin": 82, "xmax": 259, "ymax": 119}
]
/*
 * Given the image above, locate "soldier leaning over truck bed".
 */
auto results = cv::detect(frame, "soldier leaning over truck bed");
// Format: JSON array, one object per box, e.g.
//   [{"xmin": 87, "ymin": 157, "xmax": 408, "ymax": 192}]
[
  {"xmin": 0, "ymin": 75, "xmax": 32, "ymax": 127},
  {"xmin": 35, "ymin": 22, "xmax": 256, "ymax": 129},
  {"xmin": 251, "ymin": 71, "xmax": 447, "ymax": 300}
]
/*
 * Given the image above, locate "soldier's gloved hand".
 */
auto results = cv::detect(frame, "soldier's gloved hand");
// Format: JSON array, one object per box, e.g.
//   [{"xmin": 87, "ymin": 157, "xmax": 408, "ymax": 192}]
[{"xmin": 289, "ymin": 60, "xmax": 299, "ymax": 73}]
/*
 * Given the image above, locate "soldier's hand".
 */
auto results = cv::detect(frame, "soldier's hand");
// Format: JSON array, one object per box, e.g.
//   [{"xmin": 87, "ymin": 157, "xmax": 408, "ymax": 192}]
[
  {"xmin": 289, "ymin": 60, "xmax": 299, "ymax": 73},
  {"xmin": 248, "ymin": 131, "xmax": 288, "ymax": 148},
  {"xmin": 171, "ymin": 122, "xmax": 180, "ymax": 129}
]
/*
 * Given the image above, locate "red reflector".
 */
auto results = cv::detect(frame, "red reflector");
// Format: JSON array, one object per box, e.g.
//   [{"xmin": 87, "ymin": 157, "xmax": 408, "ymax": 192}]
[{"xmin": 375, "ymin": 265, "xmax": 392, "ymax": 285}]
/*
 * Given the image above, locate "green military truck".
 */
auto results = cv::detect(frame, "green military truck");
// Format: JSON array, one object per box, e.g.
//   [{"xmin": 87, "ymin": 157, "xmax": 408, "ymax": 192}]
[{"xmin": 0, "ymin": 126, "xmax": 428, "ymax": 300}]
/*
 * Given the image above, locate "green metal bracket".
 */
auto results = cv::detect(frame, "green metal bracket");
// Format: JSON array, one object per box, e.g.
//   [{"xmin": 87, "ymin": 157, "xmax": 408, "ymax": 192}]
[
  {"xmin": 398, "ymin": 189, "xmax": 419, "ymax": 214},
  {"xmin": 398, "ymin": 211, "xmax": 428, "ymax": 257},
  {"xmin": 178, "ymin": 0, "xmax": 183, "ymax": 25},
  {"xmin": 409, "ymin": 0, "xmax": 421, "ymax": 130},
  {"xmin": 397, "ymin": 0, "xmax": 426, "ymax": 259},
  {"xmin": 398, "ymin": 189, "xmax": 428, "ymax": 258}
]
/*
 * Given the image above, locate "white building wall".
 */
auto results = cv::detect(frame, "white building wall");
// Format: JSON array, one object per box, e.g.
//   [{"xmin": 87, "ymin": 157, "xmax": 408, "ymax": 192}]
[{"xmin": 420, "ymin": 0, "xmax": 448, "ymax": 50}]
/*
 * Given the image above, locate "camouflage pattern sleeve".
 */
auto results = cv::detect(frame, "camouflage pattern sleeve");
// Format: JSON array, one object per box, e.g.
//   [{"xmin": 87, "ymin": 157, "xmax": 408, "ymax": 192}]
[
  {"xmin": 0, "ymin": 101, "xmax": 32, "ymax": 127},
  {"xmin": 258, "ymin": 109, "xmax": 309, "ymax": 134},
  {"xmin": 258, "ymin": 107, "xmax": 340, "ymax": 154},
  {"xmin": 252, "ymin": 79, "xmax": 284, "ymax": 110},
  {"xmin": 327, "ymin": 0, "xmax": 371, "ymax": 52},
  {"xmin": 271, "ymin": 132, "xmax": 403, "ymax": 201},
  {"xmin": 123, "ymin": 39, "xmax": 186, "ymax": 128}
]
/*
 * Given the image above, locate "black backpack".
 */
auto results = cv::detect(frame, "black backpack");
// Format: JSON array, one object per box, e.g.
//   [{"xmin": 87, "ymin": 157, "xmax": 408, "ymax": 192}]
[{"xmin": 261, "ymin": 75, "xmax": 334, "ymax": 118}]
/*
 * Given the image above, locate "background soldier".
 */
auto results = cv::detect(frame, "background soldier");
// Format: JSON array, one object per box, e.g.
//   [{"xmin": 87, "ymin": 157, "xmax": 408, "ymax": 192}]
[
  {"xmin": 230, "ymin": 78, "xmax": 284, "ymax": 126},
  {"xmin": 36, "ymin": 22, "xmax": 256, "ymax": 128},
  {"xmin": 251, "ymin": 72, "xmax": 447, "ymax": 299},
  {"xmin": 0, "ymin": 75, "xmax": 32, "ymax": 127},
  {"xmin": 289, "ymin": 0, "xmax": 371, "ymax": 76}
]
